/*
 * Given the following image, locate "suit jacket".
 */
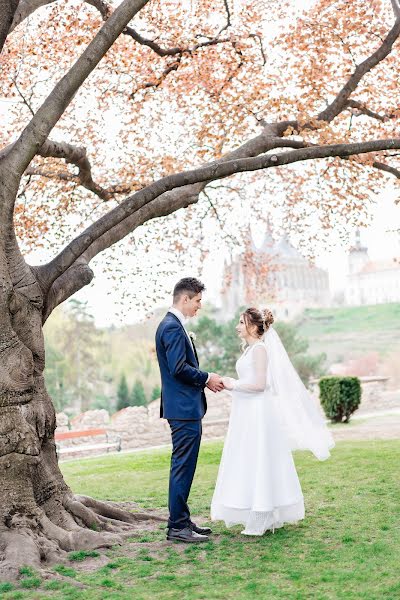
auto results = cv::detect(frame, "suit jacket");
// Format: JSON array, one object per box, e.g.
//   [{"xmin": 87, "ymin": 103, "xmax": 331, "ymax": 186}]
[{"xmin": 155, "ymin": 312, "xmax": 208, "ymax": 420}]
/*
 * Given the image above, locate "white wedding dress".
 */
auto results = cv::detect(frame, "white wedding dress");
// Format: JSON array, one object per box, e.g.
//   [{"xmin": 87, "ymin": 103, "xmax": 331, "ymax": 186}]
[{"xmin": 211, "ymin": 341, "xmax": 305, "ymax": 535}]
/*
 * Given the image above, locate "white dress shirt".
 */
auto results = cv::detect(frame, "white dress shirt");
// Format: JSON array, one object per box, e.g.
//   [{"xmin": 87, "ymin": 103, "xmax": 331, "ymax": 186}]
[{"xmin": 168, "ymin": 307, "xmax": 210, "ymax": 383}]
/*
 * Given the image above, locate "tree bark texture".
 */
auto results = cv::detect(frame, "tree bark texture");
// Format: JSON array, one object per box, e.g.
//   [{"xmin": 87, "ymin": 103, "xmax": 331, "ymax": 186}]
[{"xmin": 0, "ymin": 239, "xmax": 164, "ymax": 580}]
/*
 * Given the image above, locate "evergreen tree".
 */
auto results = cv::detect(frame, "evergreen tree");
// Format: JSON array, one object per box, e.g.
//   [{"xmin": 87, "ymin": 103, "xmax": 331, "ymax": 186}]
[
  {"xmin": 130, "ymin": 380, "xmax": 147, "ymax": 407},
  {"xmin": 151, "ymin": 385, "xmax": 161, "ymax": 401},
  {"xmin": 61, "ymin": 299, "xmax": 105, "ymax": 412},
  {"xmin": 116, "ymin": 373, "xmax": 129, "ymax": 411}
]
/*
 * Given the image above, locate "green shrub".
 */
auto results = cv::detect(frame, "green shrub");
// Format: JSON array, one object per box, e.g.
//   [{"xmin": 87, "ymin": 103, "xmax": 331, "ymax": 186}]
[
  {"xmin": 319, "ymin": 376, "xmax": 361, "ymax": 423},
  {"xmin": 20, "ymin": 577, "xmax": 41, "ymax": 589}
]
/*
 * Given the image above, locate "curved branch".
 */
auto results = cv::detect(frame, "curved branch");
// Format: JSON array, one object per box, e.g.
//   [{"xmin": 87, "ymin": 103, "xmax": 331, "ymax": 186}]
[
  {"xmin": 34, "ymin": 139, "xmax": 131, "ymax": 200},
  {"xmin": 40, "ymin": 136, "xmax": 400, "ymax": 292},
  {"xmin": 72, "ymin": 140, "xmax": 400, "ymax": 265},
  {"xmin": 10, "ymin": 0, "xmax": 232, "ymax": 59},
  {"xmin": 38, "ymin": 134, "xmax": 309, "ymax": 289},
  {"xmin": 9, "ymin": 0, "xmax": 56, "ymax": 32},
  {"xmin": 372, "ymin": 160, "xmax": 400, "ymax": 178},
  {"xmin": 39, "ymin": 261, "xmax": 94, "ymax": 322},
  {"xmin": 42, "ymin": 140, "xmax": 400, "ymax": 311},
  {"xmin": 29, "ymin": 135, "xmax": 306, "ymax": 201}
]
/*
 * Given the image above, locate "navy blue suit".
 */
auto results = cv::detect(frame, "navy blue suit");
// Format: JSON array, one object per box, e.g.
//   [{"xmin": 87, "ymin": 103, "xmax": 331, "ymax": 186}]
[{"xmin": 156, "ymin": 312, "xmax": 208, "ymax": 529}]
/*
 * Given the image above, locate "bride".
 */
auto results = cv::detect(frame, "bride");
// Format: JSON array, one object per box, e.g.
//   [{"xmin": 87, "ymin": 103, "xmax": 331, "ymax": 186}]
[{"xmin": 211, "ymin": 307, "xmax": 334, "ymax": 536}]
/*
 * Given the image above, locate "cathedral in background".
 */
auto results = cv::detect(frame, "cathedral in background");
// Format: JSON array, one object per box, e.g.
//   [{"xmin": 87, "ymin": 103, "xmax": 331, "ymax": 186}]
[{"xmin": 219, "ymin": 227, "xmax": 331, "ymax": 321}]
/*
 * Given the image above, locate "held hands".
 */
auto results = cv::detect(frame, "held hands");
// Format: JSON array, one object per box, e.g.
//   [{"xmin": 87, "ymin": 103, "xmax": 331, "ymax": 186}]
[
  {"xmin": 206, "ymin": 373, "xmax": 224, "ymax": 393},
  {"xmin": 222, "ymin": 376, "xmax": 235, "ymax": 391}
]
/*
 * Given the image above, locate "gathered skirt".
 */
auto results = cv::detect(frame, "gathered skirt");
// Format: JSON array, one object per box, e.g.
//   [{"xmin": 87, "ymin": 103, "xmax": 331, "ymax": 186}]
[{"xmin": 211, "ymin": 389, "xmax": 305, "ymax": 535}]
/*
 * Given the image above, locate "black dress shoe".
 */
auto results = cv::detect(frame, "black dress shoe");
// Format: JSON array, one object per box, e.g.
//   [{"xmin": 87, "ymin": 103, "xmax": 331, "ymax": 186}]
[
  {"xmin": 167, "ymin": 527, "xmax": 209, "ymax": 543},
  {"xmin": 190, "ymin": 522, "xmax": 213, "ymax": 535}
]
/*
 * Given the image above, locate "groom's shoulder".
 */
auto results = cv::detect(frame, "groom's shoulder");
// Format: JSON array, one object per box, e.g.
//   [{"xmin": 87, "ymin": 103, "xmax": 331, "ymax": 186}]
[{"xmin": 157, "ymin": 312, "xmax": 180, "ymax": 334}]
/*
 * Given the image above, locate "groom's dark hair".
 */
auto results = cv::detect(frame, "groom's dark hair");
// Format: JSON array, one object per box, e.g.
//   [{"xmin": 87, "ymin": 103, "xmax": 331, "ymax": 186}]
[{"xmin": 173, "ymin": 277, "xmax": 205, "ymax": 301}]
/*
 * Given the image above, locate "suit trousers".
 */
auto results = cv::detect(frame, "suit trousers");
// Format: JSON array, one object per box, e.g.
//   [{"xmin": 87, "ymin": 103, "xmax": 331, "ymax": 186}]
[{"xmin": 167, "ymin": 419, "xmax": 202, "ymax": 530}]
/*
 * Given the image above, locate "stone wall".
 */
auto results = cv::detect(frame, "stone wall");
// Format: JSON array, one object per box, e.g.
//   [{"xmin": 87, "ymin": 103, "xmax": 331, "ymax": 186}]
[{"xmin": 55, "ymin": 389, "xmax": 232, "ymax": 455}]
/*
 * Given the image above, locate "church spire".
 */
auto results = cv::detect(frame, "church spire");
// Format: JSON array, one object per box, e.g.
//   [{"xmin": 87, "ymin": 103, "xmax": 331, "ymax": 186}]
[
  {"xmin": 259, "ymin": 217, "xmax": 275, "ymax": 254},
  {"xmin": 348, "ymin": 229, "xmax": 369, "ymax": 274}
]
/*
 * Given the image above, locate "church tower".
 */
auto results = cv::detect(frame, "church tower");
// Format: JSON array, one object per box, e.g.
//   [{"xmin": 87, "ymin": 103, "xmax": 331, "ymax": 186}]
[{"xmin": 348, "ymin": 230, "xmax": 369, "ymax": 275}]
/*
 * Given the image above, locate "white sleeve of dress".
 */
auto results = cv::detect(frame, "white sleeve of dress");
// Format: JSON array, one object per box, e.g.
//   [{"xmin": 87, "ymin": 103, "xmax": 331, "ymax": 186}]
[{"xmin": 231, "ymin": 345, "xmax": 268, "ymax": 393}]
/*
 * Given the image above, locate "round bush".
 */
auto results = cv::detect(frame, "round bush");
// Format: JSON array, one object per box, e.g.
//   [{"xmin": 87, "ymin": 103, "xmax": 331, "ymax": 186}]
[{"xmin": 319, "ymin": 376, "xmax": 361, "ymax": 423}]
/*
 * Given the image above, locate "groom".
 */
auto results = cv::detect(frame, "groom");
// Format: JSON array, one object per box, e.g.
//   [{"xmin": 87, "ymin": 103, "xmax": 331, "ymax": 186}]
[{"xmin": 156, "ymin": 277, "xmax": 224, "ymax": 543}]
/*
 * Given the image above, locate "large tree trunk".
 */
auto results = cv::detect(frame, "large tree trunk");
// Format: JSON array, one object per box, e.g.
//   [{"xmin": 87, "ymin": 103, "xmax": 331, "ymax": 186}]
[{"xmin": 0, "ymin": 248, "xmax": 164, "ymax": 580}]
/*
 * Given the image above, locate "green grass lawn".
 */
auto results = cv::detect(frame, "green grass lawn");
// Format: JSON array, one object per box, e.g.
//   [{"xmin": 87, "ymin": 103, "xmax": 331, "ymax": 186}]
[
  {"xmin": 296, "ymin": 303, "xmax": 400, "ymax": 362},
  {"xmin": 2, "ymin": 440, "xmax": 400, "ymax": 600}
]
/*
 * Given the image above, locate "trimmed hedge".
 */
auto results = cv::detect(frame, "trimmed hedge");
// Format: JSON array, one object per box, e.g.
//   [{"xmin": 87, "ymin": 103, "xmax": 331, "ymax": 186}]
[{"xmin": 319, "ymin": 376, "xmax": 361, "ymax": 423}]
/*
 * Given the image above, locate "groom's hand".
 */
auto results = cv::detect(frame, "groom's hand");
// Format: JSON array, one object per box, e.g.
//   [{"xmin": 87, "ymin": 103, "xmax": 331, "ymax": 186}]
[{"xmin": 206, "ymin": 373, "xmax": 224, "ymax": 393}]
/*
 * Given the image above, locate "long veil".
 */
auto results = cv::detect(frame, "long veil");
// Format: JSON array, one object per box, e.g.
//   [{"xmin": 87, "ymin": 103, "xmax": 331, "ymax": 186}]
[{"xmin": 264, "ymin": 327, "xmax": 334, "ymax": 461}]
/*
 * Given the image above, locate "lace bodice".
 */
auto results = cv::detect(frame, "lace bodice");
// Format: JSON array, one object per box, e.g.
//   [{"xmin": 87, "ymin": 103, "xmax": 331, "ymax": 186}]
[{"xmin": 231, "ymin": 342, "xmax": 268, "ymax": 393}]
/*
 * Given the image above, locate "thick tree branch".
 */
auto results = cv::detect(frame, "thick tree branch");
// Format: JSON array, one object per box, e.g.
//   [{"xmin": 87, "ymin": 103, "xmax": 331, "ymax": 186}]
[
  {"xmin": 391, "ymin": 0, "xmax": 400, "ymax": 19},
  {"xmin": 44, "ymin": 139, "xmax": 400, "ymax": 309},
  {"xmin": 40, "ymin": 137, "xmax": 400, "ymax": 293},
  {"xmin": 0, "ymin": 0, "xmax": 20, "ymax": 52},
  {"xmin": 31, "ymin": 138, "xmax": 308, "ymax": 203},
  {"xmin": 38, "ymin": 261, "xmax": 94, "ymax": 322},
  {"xmin": 69, "ymin": 139, "xmax": 400, "ymax": 266}
]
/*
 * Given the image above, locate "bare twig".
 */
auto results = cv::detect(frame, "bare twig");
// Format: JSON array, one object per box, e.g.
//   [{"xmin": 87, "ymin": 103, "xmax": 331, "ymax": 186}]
[
  {"xmin": 249, "ymin": 33, "xmax": 267, "ymax": 65},
  {"xmin": 12, "ymin": 78, "xmax": 35, "ymax": 116},
  {"xmin": 202, "ymin": 189, "xmax": 237, "ymax": 244}
]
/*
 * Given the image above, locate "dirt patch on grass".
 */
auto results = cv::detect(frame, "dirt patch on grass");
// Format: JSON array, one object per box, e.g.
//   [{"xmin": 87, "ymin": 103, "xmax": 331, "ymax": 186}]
[{"xmin": 331, "ymin": 413, "xmax": 400, "ymax": 441}]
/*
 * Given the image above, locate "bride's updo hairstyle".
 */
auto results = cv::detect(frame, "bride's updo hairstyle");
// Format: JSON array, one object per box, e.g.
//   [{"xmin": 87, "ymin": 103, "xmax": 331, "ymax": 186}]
[{"xmin": 243, "ymin": 307, "xmax": 274, "ymax": 339}]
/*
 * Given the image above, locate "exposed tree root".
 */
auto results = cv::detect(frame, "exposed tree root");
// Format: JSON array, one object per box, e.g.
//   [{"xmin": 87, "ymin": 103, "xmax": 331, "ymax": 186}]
[
  {"xmin": 0, "ymin": 492, "xmax": 167, "ymax": 581},
  {"xmin": 76, "ymin": 494, "xmax": 167, "ymax": 523}
]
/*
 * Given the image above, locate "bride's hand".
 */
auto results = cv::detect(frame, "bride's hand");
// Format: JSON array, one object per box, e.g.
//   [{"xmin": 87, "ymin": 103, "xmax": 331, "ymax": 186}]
[{"xmin": 222, "ymin": 377, "xmax": 234, "ymax": 390}]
